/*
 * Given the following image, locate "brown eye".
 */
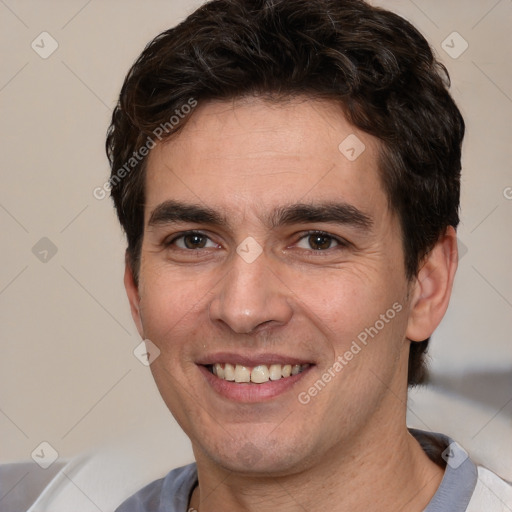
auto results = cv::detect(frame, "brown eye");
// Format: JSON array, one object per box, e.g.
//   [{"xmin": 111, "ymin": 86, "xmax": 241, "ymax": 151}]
[
  {"xmin": 183, "ymin": 233, "xmax": 207, "ymax": 249},
  {"xmin": 295, "ymin": 231, "xmax": 343, "ymax": 251},
  {"xmin": 308, "ymin": 233, "xmax": 335, "ymax": 250},
  {"xmin": 170, "ymin": 232, "xmax": 217, "ymax": 250}
]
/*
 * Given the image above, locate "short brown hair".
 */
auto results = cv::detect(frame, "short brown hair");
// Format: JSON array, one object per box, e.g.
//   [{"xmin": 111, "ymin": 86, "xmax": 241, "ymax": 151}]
[{"xmin": 106, "ymin": 0, "xmax": 464, "ymax": 386}]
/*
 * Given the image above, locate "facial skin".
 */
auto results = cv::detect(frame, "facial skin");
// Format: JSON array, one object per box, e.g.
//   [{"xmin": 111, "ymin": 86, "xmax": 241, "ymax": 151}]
[{"xmin": 125, "ymin": 97, "xmax": 458, "ymax": 511}]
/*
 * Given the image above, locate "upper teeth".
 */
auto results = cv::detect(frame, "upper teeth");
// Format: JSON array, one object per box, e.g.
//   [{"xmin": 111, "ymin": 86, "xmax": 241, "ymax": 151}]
[{"xmin": 211, "ymin": 363, "xmax": 308, "ymax": 383}]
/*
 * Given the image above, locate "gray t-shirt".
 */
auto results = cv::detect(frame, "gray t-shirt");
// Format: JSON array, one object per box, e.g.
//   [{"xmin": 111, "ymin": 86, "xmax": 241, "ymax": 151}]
[{"xmin": 114, "ymin": 429, "xmax": 503, "ymax": 511}]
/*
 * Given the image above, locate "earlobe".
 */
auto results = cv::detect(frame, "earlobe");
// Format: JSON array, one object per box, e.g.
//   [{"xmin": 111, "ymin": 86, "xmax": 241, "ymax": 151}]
[
  {"xmin": 406, "ymin": 226, "xmax": 458, "ymax": 342},
  {"xmin": 124, "ymin": 253, "xmax": 144, "ymax": 338}
]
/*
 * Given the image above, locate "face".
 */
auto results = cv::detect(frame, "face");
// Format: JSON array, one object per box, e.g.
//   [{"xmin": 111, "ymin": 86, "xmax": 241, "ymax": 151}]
[{"xmin": 126, "ymin": 97, "xmax": 416, "ymax": 475}]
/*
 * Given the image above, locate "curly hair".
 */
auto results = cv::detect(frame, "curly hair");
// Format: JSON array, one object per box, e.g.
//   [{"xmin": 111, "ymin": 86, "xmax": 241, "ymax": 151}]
[{"xmin": 106, "ymin": 0, "xmax": 464, "ymax": 386}]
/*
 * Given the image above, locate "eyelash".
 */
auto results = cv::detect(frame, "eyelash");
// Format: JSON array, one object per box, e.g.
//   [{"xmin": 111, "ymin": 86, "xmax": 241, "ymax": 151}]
[
  {"xmin": 164, "ymin": 230, "xmax": 348, "ymax": 252},
  {"xmin": 164, "ymin": 230, "xmax": 216, "ymax": 248},
  {"xmin": 296, "ymin": 230, "xmax": 349, "ymax": 251}
]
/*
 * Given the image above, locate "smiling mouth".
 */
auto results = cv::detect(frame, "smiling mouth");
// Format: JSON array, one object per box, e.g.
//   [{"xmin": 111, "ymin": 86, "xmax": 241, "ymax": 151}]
[{"xmin": 206, "ymin": 363, "xmax": 310, "ymax": 384}]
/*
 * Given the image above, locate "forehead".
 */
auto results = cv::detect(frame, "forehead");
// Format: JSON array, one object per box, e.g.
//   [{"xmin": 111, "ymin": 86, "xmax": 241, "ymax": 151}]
[{"xmin": 144, "ymin": 96, "xmax": 389, "ymax": 223}]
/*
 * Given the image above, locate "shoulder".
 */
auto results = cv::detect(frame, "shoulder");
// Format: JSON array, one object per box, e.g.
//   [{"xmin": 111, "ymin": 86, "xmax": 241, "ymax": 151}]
[
  {"xmin": 466, "ymin": 466, "xmax": 512, "ymax": 511},
  {"xmin": 409, "ymin": 428, "xmax": 511, "ymax": 512},
  {"xmin": 115, "ymin": 463, "xmax": 197, "ymax": 512}
]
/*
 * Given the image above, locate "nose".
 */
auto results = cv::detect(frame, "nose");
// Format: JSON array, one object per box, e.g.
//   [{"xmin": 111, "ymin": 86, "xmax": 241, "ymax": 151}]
[{"xmin": 208, "ymin": 249, "xmax": 294, "ymax": 334}]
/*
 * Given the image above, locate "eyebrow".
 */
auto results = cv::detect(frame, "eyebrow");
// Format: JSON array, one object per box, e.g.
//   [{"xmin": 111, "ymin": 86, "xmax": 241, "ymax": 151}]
[
  {"xmin": 269, "ymin": 202, "xmax": 373, "ymax": 231},
  {"xmin": 148, "ymin": 200, "xmax": 226, "ymax": 227},
  {"xmin": 147, "ymin": 200, "xmax": 373, "ymax": 231}
]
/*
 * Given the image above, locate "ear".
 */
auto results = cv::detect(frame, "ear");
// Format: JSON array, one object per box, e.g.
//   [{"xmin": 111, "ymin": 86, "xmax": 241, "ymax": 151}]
[
  {"xmin": 406, "ymin": 226, "xmax": 458, "ymax": 342},
  {"xmin": 124, "ymin": 252, "xmax": 144, "ymax": 338}
]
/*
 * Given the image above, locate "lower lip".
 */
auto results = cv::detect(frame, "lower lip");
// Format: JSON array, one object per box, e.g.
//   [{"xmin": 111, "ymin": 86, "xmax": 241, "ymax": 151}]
[{"xmin": 198, "ymin": 365, "xmax": 313, "ymax": 403}]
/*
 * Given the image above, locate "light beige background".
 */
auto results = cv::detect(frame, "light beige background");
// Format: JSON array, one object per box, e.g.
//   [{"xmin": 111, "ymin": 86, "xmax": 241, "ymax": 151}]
[{"xmin": 1, "ymin": 0, "xmax": 511, "ymax": 485}]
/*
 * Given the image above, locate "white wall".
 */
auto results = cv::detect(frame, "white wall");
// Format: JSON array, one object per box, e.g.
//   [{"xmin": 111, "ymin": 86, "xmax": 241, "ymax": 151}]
[{"xmin": 1, "ymin": 0, "xmax": 511, "ymax": 478}]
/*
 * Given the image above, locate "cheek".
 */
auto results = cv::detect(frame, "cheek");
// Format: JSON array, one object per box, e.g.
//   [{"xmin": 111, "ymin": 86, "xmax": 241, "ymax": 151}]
[
  {"xmin": 286, "ymin": 265, "xmax": 402, "ymax": 338},
  {"xmin": 286, "ymin": 265, "xmax": 410, "ymax": 398},
  {"xmin": 137, "ymin": 264, "xmax": 212, "ymax": 347}
]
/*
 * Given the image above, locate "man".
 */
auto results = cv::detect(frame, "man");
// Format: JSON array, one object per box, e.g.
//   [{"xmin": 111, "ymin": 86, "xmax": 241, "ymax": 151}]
[{"xmin": 106, "ymin": 0, "xmax": 511, "ymax": 510}]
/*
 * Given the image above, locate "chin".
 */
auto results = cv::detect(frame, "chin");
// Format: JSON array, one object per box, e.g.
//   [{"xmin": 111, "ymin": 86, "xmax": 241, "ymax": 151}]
[{"xmin": 198, "ymin": 431, "xmax": 317, "ymax": 476}]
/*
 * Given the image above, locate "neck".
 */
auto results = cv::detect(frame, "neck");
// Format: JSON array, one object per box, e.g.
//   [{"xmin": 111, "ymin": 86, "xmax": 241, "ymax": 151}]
[{"xmin": 189, "ymin": 422, "xmax": 444, "ymax": 512}]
